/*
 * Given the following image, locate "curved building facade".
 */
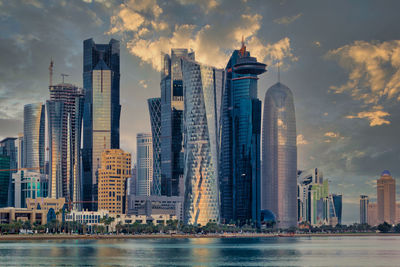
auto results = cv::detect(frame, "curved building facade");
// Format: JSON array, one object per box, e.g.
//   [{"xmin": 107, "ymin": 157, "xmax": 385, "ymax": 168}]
[
  {"xmin": 262, "ymin": 82, "xmax": 297, "ymax": 229},
  {"xmin": 182, "ymin": 59, "xmax": 223, "ymax": 225},
  {"xmin": 136, "ymin": 133, "xmax": 153, "ymax": 196},
  {"xmin": 23, "ymin": 103, "xmax": 45, "ymax": 171}
]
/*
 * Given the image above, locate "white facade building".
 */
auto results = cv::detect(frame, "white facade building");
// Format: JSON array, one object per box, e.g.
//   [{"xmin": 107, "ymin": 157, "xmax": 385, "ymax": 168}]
[{"xmin": 136, "ymin": 133, "xmax": 153, "ymax": 196}]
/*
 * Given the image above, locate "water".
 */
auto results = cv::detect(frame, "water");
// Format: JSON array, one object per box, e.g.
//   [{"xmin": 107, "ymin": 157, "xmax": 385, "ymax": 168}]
[{"xmin": 1, "ymin": 236, "xmax": 400, "ymax": 266}]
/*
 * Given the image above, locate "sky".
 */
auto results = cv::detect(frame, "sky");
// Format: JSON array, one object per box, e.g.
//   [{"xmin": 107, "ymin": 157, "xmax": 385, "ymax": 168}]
[{"xmin": 1, "ymin": 0, "xmax": 400, "ymax": 224}]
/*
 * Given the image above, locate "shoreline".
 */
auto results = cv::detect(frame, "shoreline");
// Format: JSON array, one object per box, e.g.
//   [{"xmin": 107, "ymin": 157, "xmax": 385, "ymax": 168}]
[{"xmin": 0, "ymin": 232, "xmax": 399, "ymax": 241}]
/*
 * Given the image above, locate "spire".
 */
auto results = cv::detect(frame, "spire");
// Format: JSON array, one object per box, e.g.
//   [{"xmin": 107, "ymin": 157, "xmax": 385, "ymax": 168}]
[
  {"xmin": 277, "ymin": 60, "xmax": 280, "ymax": 83},
  {"xmin": 239, "ymin": 36, "xmax": 246, "ymax": 57},
  {"xmin": 49, "ymin": 58, "xmax": 54, "ymax": 87}
]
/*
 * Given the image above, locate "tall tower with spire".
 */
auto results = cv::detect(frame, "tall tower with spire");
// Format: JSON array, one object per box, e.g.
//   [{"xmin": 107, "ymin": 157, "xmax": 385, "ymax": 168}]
[{"xmin": 220, "ymin": 38, "xmax": 266, "ymax": 226}]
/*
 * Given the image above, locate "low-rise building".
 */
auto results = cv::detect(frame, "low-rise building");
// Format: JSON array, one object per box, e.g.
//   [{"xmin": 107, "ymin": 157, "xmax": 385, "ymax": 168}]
[
  {"xmin": 128, "ymin": 195, "xmax": 183, "ymax": 221},
  {"xmin": 26, "ymin": 197, "xmax": 66, "ymax": 221},
  {"xmin": 0, "ymin": 207, "xmax": 47, "ymax": 225}
]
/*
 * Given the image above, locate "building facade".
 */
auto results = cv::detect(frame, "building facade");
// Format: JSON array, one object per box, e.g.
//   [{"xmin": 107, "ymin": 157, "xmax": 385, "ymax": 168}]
[
  {"xmin": 297, "ymin": 168, "xmax": 329, "ymax": 226},
  {"xmin": 127, "ymin": 195, "xmax": 183, "ymax": 221},
  {"xmin": 147, "ymin": 97, "xmax": 162, "ymax": 196},
  {"xmin": 368, "ymin": 202, "xmax": 378, "ymax": 226},
  {"xmin": 82, "ymin": 38, "xmax": 120, "ymax": 210},
  {"xmin": 182, "ymin": 58, "xmax": 223, "ymax": 226},
  {"xmin": 377, "ymin": 170, "xmax": 396, "ymax": 224},
  {"xmin": 360, "ymin": 195, "xmax": 369, "ymax": 224},
  {"xmin": 0, "ymin": 155, "xmax": 10, "ymax": 208},
  {"xmin": 220, "ymin": 41, "xmax": 266, "ymax": 226},
  {"xmin": 263, "ymin": 82, "xmax": 297, "ymax": 229},
  {"xmin": 23, "ymin": 103, "xmax": 45, "ymax": 171},
  {"xmin": 0, "ymin": 137, "xmax": 18, "ymax": 207},
  {"xmin": 328, "ymin": 194, "xmax": 342, "ymax": 225},
  {"xmin": 47, "ymin": 83, "xmax": 84, "ymax": 207},
  {"xmin": 98, "ymin": 149, "xmax": 131, "ymax": 214},
  {"xmin": 13, "ymin": 171, "xmax": 48, "ymax": 208},
  {"xmin": 136, "ymin": 133, "xmax": 153, "ymax": 196},
  {"xmin": 160, "ymin": 49, "xmax": 194, "ymax": 197}
]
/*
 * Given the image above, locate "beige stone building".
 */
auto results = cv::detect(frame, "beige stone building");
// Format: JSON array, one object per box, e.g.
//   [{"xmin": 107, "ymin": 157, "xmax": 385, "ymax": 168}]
[
  {"xmin": 377, "ymin": 170, "xmax": 396, "ymax": 224},
  {"xmin": 367, "ymin": 202, "xmax": 378, "ymax": 226},
  {"xmin": 98, "ymin": 149, "xmax": 131, "ymax": 214}
]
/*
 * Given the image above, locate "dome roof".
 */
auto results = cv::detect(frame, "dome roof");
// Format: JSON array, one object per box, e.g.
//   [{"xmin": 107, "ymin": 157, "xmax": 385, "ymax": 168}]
[
  {"xmin": 260, "ymin": 209, "xmax": 276, "ymax": 222},
  {"xmin": 381, "ymin": 170, "xmax": 391, "ymax": 176}
]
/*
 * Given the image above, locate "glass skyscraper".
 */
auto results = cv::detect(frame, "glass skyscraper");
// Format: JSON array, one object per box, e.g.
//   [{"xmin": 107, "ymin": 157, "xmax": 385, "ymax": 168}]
[
  {"xmin": 182, "ymin": 58, "xmax": 224, "ymax": 226},
  {"xmin": 47, "ymin": 83, "xmax": 84, "ymax": 208},
  {"xmin": 82, "ymin": 38, "xmax": 120, "ymax": 210},
  {"xmin": 148, "ymin": 97, "xmax": 161, "ymax": 195},
  {"xmin": 136, "ymin": 133, "xmax": 153, "ymax": 196},
  {"xmin": 220, "ymin": 42, "xmax": 266, "ymax": 226},
  {"xmin": 360, "ymin": 195, "xmax": 369, "ymax": 224},
  {"xmin": 160, "ymin": 49, "xmax": 194, "ymax": 197},
  {"xmin": 0, "ymin": 155, "xmax": 10, "ymax": 207},
  {"xmin": 262, "ymin": 82, "xmax": 297, "ymax": 229},
  {"xmin": 23, "ymin": 103, "xmax": 45, "ymax": 171},
  {"xmin": 0, "ymin": 137, "xmax": 18, "ymax": 206}
]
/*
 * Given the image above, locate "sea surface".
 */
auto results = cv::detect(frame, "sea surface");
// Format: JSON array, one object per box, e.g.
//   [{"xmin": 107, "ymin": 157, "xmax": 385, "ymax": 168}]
[{"xmin": 1, "ymin": 236, "xmax": 400, "ymax": 266}]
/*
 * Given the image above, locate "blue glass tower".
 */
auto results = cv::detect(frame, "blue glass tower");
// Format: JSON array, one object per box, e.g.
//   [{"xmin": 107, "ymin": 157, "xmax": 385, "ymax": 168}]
[
  {"xmin": 82, "ymin": 38, "xmax": 120, "ymax": 210},
  {"xmin": 220, "ymin": 41, "xmax": 266, "ymax": 226},
  {"xmin": 0, "ymin": 138, "xmax": 17, "ymax": 207}
]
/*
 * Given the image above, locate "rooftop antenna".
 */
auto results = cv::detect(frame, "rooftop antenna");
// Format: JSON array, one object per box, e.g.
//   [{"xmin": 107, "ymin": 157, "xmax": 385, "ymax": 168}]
[
  {"xmin": 277, "ymin": 60, "xmax": 281, "ymax": 83},
  {"xmin": 61, "ymin": 73, "xmax": 69, "ymax": 84},
  {"xmin": 49, "ymin": 58, "xmax": 54, "ymax": 87}
]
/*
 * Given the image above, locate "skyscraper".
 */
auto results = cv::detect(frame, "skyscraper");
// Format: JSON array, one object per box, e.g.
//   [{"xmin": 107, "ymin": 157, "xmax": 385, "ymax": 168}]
[
  {"xmin": 297, "ymin": 168, "xmax": 329, "ymax": 226},
  {"xmin": 220, "ymin": 41, "xmax": 266, "ymax": 226},
  {"xmin": 82, "ymin": 38, "xmax": 120, "ymax": 210},
  {"xmin": 182, "ymin": 58, "xmax": 224, "ymax": 226},
  {"xmin": 136, "ymin": 133, "xmax": 153, "ymax": 196},
  {"xmin": 17, "ymin": 133, "xmax": 24, "ymax": 169},
  {"xmin": 0, "ymin": 155, "xmax": 10, "ymax": 208},
  {"xmin": 0, "ymin": 137, "xmax": 17, "ymax": 206},
  {"xmin": 47, "ymin": 83, "xmax": 84, "ymax": 207},
  {"xmin": 147, "ymin": 97, "xmax": 161, "ymax": 195},
  {"xmin": 98, "ymin": 149, "xmax": 131, "ymax": 214},
  {"xmin": 328, "ymin": 193, "xmax": 342, "ymax": 225},
  {"xmin": 160, "ymin": 49, "xmax": 194, "ymax": 197},
  {"xmin": 23, "ymin": 103, "xmax": 45, "ymax": 171},
  {"xmin": 360, "ymin": 195, "xmax": 369, "ymax": 224},
  {"xmin": 377, "ymin": 170, "xmax": 396, "ymax": 224},
  {"xmin": 263, "ymin": 82, "xmax": 297, "ymax": 229}
]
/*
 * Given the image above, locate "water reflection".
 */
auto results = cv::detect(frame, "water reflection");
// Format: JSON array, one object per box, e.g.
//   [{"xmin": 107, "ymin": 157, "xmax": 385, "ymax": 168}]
[{"xmin": 0, "ymin": 236, "xmax": 400, "ymax": 266}]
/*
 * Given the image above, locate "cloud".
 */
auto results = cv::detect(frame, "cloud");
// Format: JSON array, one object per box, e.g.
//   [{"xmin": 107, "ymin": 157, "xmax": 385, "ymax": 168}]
[
  {"xmin": 313, "ymin": 41, "xmax": 321, "ymax": 47},
  {"xmin": 346, "ymin": 106, "xmax": 390, "ymax": 126},
  {"xmin": 108, "ymin": 1, "xmax": 297, "ymax": 71},
  {"xmin": 297, "ymin": 134, "xmax": 308, "ymax": 145},
  {"xmin": 273, "ymin": 13, "xmax": 302, "ymax": 25},
  {"xmin": 324, "ymin": 131, "xmax": 340, "ymax": 138},
  {"xmin": 139, "ymin": 79, "xmax": 148, "ymax": 88},
  {"xmin": 328, "ymin": 40, "xmax": 400, "ymax": 103}
]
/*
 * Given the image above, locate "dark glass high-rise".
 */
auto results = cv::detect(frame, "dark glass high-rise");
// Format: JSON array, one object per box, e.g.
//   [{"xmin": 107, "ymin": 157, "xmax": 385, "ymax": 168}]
[
  {"xmin": 82, "ymin": 38, "xmax": 120, "ymax": 210},
  {"xmin": 160, "ymin": 49, "xmax": 194, "ymax": 197},
  {"xmin": 220, "ymin": 41, "xmax": 266, "ymax": 226}
]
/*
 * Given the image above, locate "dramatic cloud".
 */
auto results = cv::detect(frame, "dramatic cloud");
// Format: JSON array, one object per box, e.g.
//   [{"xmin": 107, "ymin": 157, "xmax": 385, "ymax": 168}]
[
  {"xmin": 108, "ymin": 1, "xmax": 297, "ymax": 71},
  {"xmin": 297, "ymin": 134, "xmax": 309, "ymax": 145},
  {"xmin": 139, "ymin": 79, "xmax": 148, "ymax": 88},
  {"xmin": 273, "ymin": 13, "xmax": 302, "ymax": 25},
  {"xmin": 327, "ymin": 40, "xmax": 400, "ymax": 125},
  {"xmin": 345, "ymin": 107, "xmax": 391, "ymax": 126}
]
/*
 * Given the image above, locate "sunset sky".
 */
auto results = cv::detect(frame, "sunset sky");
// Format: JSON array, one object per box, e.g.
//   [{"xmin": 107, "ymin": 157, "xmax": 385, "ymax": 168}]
[{"xmin": 1, "ymin": 0, "xmax": 400, "ymax": 223}]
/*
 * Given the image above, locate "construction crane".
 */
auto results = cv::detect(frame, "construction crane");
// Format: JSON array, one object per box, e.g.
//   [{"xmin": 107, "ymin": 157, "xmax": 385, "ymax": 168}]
[{"xmin": 0, "ymin": 166, "xmax": 44, "ymax": 172}]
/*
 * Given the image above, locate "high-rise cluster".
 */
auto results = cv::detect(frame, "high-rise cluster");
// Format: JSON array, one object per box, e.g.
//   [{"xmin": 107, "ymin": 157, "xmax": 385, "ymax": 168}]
[{"xmin": 1, "ymin": 37, "xmax": 310, "ymax": 229}]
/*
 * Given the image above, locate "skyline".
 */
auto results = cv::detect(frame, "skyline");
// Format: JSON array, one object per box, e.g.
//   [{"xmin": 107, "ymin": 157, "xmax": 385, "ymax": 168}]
[{"xmin": 1, "ymin": 0, "xmax": 400, "ymax": 223}]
